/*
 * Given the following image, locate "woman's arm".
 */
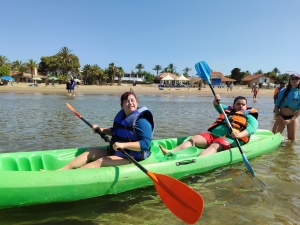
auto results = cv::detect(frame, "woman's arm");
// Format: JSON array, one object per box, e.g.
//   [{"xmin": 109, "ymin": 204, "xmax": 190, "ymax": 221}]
[{"xmin": 113, "ymin": 118, "xmax": 153, "ymax": 152}]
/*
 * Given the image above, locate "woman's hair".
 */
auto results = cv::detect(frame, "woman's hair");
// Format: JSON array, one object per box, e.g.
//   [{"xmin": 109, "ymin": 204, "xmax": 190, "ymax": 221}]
[
  {"xmin": 279, "ymin": 76, "xmax": 300, "ymax": 107},
  {"xmin": 233, "ymin": 96, "xmax": 247, "ymax": 104},
  {"xmin": 120, "ymin": 88, "xmax": 137, "ymax": 104}
]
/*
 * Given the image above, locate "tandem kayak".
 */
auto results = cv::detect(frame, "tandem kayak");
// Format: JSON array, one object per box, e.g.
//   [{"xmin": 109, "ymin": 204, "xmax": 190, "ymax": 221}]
[{"xmin": 0, "ymin": 129, "xmax": 282, "ymax": 209}]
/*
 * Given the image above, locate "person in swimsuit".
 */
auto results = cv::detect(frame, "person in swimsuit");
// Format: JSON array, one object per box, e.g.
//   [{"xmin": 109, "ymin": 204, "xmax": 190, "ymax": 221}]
[
  {"xmin": 160, "ymin": 95, "xmax": 258, "ymax": 156},
  {"xmin": 272, "ymin": 73, "xmax": 300, "ymax": 141}
]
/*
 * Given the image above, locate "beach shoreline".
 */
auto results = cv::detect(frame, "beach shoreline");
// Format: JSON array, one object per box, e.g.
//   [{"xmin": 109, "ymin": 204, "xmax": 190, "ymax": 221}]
[{"xmin": 0, "ymin": 82, "xmax": 276, "ymax": 97}]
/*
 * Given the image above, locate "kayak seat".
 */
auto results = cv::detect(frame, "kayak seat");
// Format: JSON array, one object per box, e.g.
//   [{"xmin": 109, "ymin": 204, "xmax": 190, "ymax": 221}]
[
  {"xmin": 150, "ymin": 136, "xmax": 192, "ymax": 156},
  {"xmin": 0, "ymin": 154, "xmax": 62, "ymax": 171},
  {"xmin": 163, "ymin": 146, "xmax": 202, "ymax": 160}
]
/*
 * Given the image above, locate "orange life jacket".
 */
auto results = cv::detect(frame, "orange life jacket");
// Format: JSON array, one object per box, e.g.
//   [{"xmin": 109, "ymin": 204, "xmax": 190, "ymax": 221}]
[{"xmin": 207, "ymin": 106, "xmax": 258, "ymax": 143}]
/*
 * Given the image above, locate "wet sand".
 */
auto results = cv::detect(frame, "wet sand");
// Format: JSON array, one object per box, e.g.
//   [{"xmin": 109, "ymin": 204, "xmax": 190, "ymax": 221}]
[{"xmin": 0, "ymin": 83, "xmax": 275, "ymax": 97}]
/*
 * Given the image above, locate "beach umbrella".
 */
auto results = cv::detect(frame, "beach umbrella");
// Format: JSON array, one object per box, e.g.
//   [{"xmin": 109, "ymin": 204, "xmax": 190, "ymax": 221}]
[
  {"xmin": 47, "ymin": 77, "xmax": 58, "ymax": 80},
  {"xmin": 32, "ymin": 77, "xmax": 42, "ymax": 81},
  {"xmin": 0, "ymin": 75, "xmax": 14, "ymax": 81}
]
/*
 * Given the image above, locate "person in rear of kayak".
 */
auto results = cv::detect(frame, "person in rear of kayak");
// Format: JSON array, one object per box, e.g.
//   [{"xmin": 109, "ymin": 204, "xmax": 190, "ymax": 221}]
[
  {"xmin": 159, "ymin": 95, "xmax": 258, "ymax": 156},
  {"xmin": 58, "ymin": 88, "xmax": 154, "ymax": 170}
]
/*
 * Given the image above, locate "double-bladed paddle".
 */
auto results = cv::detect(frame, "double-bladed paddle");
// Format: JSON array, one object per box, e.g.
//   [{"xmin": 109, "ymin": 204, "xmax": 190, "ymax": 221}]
[
  {"xmin": 66, "ymin": 103, "xmax": 204, "ymax": 224},
  {"xmin": 194, "ymin": 61, "xmax": 256, "ymax": 177}
]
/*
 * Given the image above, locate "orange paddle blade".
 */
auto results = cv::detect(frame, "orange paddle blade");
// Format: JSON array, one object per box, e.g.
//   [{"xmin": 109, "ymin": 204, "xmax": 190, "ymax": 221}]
[
  {"xmin": 148, "ymin": 172, "xmax": 204, "ymax": 224},
  {"xmin": 66, "ymin": 103, "xmax": 82, "ymax": 118}
]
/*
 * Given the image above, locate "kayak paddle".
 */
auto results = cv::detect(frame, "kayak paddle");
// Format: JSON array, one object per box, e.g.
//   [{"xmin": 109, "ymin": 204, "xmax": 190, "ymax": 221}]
[
  {"xmin": 194, "ymin": 61, "xmax": 256, "ymax": 177},
  {"xmin": 66, "ymin": 103, "xmax": 204, "ymax": 224}
]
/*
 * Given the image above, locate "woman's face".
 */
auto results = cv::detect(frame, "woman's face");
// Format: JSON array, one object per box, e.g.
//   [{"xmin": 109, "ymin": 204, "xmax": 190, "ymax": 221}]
[
  {"xmin": 233, "ymin": 99, "xmax": 247, "ymax": 111},
  {"xmin": 121, "ymin": 94, "xmax": 138, "ymax": 115},
  {"xmin": 290, "ymin": 76, "xmax": 300, "ymax": 87}
]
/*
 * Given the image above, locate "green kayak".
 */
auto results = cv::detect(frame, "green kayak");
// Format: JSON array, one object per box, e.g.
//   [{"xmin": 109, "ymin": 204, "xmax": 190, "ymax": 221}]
[{"xmin": 0, "ymin": 129, "xmax": 281, "ymax": 209}]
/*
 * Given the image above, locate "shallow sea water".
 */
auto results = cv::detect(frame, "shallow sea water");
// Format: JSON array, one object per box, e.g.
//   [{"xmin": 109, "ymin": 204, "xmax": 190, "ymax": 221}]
[{"xmin": 0, "ymin": 92, "xmax": 299, "ymax": 225}]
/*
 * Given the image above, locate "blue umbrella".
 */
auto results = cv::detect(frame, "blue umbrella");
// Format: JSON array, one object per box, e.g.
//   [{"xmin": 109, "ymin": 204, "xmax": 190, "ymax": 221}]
[{"xmin": 0, "ymin": 76, "xmax": 14, "ymax": 81}]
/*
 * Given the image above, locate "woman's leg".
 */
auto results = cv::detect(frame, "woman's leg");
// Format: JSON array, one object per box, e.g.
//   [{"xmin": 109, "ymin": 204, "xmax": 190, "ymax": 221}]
[
  {"xmin": 286, "ymin": 118, "xmax": 298, "ymax": 141},
  {"xmin": 159, "ymin": 134, "xmax": 208, "ymax": 155},
  {"xmin": 58, "ymin": 147, "xmax": 108, "ymax": 170},
  {"xmin": 81, "ymin": 155, "xmax": 130, "ymax": 168}
]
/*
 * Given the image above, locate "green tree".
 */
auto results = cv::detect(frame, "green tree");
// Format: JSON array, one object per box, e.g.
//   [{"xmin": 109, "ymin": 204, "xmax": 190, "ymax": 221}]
[
  {"xmin": 254, "ymin": 69, "xmax": 263, "ymax": 75},
  {"xmin": 0, "ymin": 65, "xmax": 10, "ymax": 76},
  {"xmin": 135, "ymin": 64, "xmax": 144, "ymax": 74},
  {"xmin": 182, "ymin": 67, "xmax": 191, "ymax": 77},
  {"xmin": 142, "ymin": 71, "xmax": 154, "ymax": 83},
  {"xmin": 231, "ymin": 68, "xmax": 244, "ymax": 83},
  {"xmin": 27, "ymin": 59, "xmax": 38, "ymax": 78},
  {"xmin": 108, "ymin": 62, "xmax": 117, "ymax": 85},
  {"xmin": 152, "ymin": 65, "xmax": 162, "ymax": 76},
  {"xmin": 59, "ymin": 47, "xmax": 73, "ymax": 75},
  {"xmin": 167, "ymin": 63, "xmax": 176, "ymax": 74},
  {"xmin": 0, "ymin": 55, "xmax": 9, "ymax": 67},
  {"xmin": 115, "ymin": 67, "xmax": 124, "ymax": 86},
  {"xmin": 11, "ymin": 60, "xmax": 28, "ymax": 82},
  {"xmin": 272, "ymin": 67, "xmax": 280, "ymax": 75}
]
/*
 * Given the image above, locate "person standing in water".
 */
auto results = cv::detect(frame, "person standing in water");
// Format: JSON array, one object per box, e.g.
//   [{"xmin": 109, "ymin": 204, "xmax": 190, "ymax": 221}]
[
  {"xmin": 252, "ymin": 82, "xmax": 259, "ymax": 99},
  {"xmin": 272, "ymin": 73, "xmax": 300, "ymax": 141}
]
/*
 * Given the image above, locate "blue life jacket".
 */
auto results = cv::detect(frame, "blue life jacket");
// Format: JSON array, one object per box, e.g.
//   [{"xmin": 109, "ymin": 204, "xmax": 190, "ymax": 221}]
[{"xmin": 112, "ymin": 106, "xmax": 154, "ymax": 160}]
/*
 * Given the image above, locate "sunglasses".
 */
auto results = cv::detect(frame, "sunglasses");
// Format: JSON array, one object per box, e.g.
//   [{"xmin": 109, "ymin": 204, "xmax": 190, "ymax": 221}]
[{"xmin": 290, "ymin": 77, "xmax": 300, "ymax": 80}]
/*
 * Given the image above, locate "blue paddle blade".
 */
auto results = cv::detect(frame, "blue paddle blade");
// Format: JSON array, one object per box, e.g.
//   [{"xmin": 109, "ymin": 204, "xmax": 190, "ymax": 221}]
[
  {"xmin": 241, "ymin": 154, "xmax": 255, "ymax": 177},
  {"xmin": 195, "ymin": 61, "xmax": 211, "ymax": 84}
]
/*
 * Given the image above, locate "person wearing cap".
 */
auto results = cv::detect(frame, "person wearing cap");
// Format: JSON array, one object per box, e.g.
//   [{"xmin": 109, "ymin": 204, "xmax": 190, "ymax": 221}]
[{"xmin": 273, "ymin": 73, "xmax": 300, "ymax": 141}]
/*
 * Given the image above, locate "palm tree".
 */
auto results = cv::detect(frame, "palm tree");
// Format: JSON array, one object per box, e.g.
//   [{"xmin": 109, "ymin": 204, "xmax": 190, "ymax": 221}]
[
  {"xmin": 27, "ymin": 59, "xmax": 38, "ymax": 78},
  {"xmin": 152, "ymin": 65, "xmax": 162, "ymax": 76},
  {"xmin": 0, "ymin": 55, "xmax": 9, "ymax": 66},
  {"xmin": 167, "ymin": 63, "xmax": 176, "ymax": 74},
  {"xmin": 182, "ymin": 67, "xmax": 191, "ymax": 77},
  {"xmin": 58, "ymin": 47, "xmax": 73, "ymax": 75},
  {"xmin": 82, "ymin": 64, "xmax": 92, "ymax": 85},
  {"xmin": 115, "ymin": 67, "xmax": 124, "ymax": 86},
  {"xmin": 11, "ymin": 60, "xmax": 27, "ymax": 82},
  {"xmin": 254, "ymin": 69, "xmax": 263, "ymax": 75},
  {"xmin": 108, "ymin": 62, "xmax": 117, "ymax": 85},
  {"xmin": 135, "ymin": 64, "xmax": 144, "ymax": 74},
  {"xmin": 272, "ymin": 67, "xmax": 280, "ymax": 76}
]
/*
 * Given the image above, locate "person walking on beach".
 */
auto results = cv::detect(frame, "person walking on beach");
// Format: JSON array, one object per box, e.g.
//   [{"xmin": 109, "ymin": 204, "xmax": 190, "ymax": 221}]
[
  {"xmin": 159, "ymin": 94, "xmax": 258, "ymax": 156},
  {"xmin": 70, "ymin": 77, "xmax": 76, "ymax": 96},
  {"xmin": 229, "ymin": 82, "xmax": 234, "ymax": 91},
  {"xmin": 272, "ymin": 73, "xmax": 300, "ymax": 141},
  {"xmin": 56, "ymin": 88, "xmax": 154, "ymax": 170},
  {"xmin": 66, "ymin": 79, "xmax": 71, "ymax": 95},
  {"xmin": 252, "ymin": 82, "xmax": 259, "ymax": 99}
]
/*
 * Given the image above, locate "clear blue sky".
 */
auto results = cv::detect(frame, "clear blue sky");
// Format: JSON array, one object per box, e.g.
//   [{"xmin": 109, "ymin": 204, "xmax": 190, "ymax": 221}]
[{"xmin": 1, "ymin": 0, "xmax": 299, "ymax": 76}]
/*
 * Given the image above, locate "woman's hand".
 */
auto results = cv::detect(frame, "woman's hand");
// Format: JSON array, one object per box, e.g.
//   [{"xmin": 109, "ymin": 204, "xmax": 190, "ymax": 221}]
[
  {"xmin": 112, "ymin": 142, "xmax": 125, "ymax": 151},
  {"xmin": 92, "ymin": 125, "xmax": 104, "ymax": 133}
]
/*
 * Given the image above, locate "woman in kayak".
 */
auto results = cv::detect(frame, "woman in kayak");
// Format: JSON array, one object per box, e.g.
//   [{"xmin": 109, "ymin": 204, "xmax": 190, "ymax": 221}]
[
  {"xmin": 58, "ymin": 88, "xmax": 154, "ymax": 170},
  {"xmin": 160, "ymin": 94, "xmax": 258, "ymax": 156},
  {"xmin": 272, "ymin": 73, "xmax": 300, "ymax": 141}
]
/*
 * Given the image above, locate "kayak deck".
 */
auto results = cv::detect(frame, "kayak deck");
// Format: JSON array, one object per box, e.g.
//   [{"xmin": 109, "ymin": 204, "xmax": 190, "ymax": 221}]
[{"xmin": 0, "ymin": 129, "xmax": 282, "ymax": 209}]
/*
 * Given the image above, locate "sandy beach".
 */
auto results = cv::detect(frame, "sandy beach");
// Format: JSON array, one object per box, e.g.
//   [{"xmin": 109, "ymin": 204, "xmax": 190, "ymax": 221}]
[{"xmin": 0, "ymin": 82, "xmax": 276, "ymax": 97}]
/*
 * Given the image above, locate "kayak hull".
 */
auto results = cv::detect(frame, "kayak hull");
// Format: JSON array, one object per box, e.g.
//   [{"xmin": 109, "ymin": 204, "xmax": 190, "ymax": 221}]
[{"xmin": 0, "ymin": 129, "xmax": 282, "ymax": 209}]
